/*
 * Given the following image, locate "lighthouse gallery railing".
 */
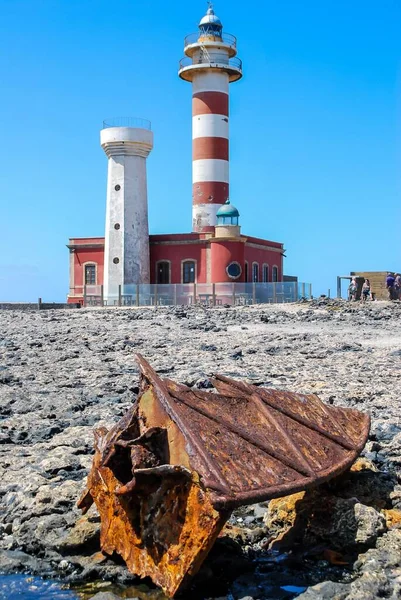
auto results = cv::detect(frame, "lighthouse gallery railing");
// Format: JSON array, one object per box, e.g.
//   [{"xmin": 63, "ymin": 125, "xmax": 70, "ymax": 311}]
[
  {"xmin": 183, "ymin": 32, "xmax": 237, "ymax": 48},
  {"xmin": 179, "ymin": 56, "xmax": 242, "ymax": 71}
]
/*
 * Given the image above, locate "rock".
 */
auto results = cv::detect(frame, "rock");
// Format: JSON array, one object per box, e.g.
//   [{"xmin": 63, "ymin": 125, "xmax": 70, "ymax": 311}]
[
  {"xmin": 264, "ymin": 491, "xmax": 306, "ymax": 547},
  {"xmin": 297, "ymin": 581, "xmax": 350, "ymax": 599},
  {"xmin": 265, "ymin": 491, "xmax": 386, "ymax": 551},
  {"xmin": 325, "ymin": 462, "xmax": 397, "ymax": 510},
  {"xmin": 356, "ymin": 528, "xmax": 401, "ymax": 572},
  {"xmin": 372, "ymin": 421, "xmax": 401, "ymax": 442},
  {"xmin": 350, "ymin": 457, "xmax": 378, "ymax": 472},
  {"xmin": 88, "ymin": 594, "xmax": 124, "ymax": 600},
  {"xmin": 201, "ymin": 344, "xmax": 217, "ymax": 352},
  {"xmin": 0, "ymin": 550, "xmax": 43, "ymax": 575},
  {"xmin": 1, "ymin": 302, "xmax": 401, "ymax": 596},
  {"xmin": 382, "ymin": 509, "xmax": 401, "ymax": 529},
  {"xmin": 347, "ymin": 501, "xmax": 386, "ymax": 546},
  {"xmin": 252, "ymin": 503, "xmax": 267, "ymax": 520},
  {"xmin": 390, "ymin": 487, "xmax": 401, "ymax": 510},
  {"xmin": 89, "ymin": 592, "xmax": 140, "ymax": 599},
  {"xmin": 301, "ymin": 529, "xmax": 401, "ymax": 600},
  {"xmin": 56, "ymin": 513, "xmax": 100, "ymax": 554},
  {"xmin": 230, "ymin": 573, "xmax": 274, "ymax": 599},
  {"xmin": 222, "ymin": 522, "xmax": 265, "ymax": 546},
  {"xmin": 194, "ymin": 377, "xmax": 214, "ymax": 389}
]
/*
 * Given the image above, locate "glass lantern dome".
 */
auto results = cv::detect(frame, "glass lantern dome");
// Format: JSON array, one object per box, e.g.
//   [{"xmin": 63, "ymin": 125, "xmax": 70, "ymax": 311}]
[
  {"xmin": 216, "ymin": 199, "xmax": 240, "ymax": 226},
  {"xmin": 199, "ymin": 5, "xmax": 223, "ymax": 38}
]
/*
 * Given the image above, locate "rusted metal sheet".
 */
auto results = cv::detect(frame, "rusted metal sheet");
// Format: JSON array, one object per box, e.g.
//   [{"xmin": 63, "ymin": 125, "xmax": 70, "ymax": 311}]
[{"xmin": 78, "ymin": 354, "xmax": 370, "ymax": 597}]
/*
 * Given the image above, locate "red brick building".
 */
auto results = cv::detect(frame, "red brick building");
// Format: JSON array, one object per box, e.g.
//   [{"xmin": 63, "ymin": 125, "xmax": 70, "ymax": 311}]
[{"xmin": 68, "ymin": 226, "xmax": 284, "ymax": 304}]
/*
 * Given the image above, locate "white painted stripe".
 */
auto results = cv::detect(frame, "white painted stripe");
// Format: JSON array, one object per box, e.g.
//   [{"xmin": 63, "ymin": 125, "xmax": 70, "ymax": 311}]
[
  {"xmin": 192, "ymin": 114, "xmax": 229, "ymax": 139},
  {"xmin": 192, "ymin": 49, "xmax": 232, "ymax": 68},
  {"xmin": 193, "ymin": 159, "xmax": 229, "ymax": 183},
  {"xmin": 192, "ymin": 71, "xmax": 229, "ymax": 94},
  {"xmin": 192, "ymin": 203, "xmax": 222, "ymax": 230}
]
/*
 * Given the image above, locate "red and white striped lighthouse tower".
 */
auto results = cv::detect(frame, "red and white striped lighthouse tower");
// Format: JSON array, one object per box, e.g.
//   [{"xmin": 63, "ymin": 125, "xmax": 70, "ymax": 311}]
[{"xmin": 179, "ymin": 3, "xmax": 242, "ymax": 233}]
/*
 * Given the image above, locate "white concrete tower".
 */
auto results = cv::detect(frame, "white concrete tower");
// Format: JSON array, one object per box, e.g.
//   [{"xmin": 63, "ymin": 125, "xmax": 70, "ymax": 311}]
[
  {"xmin": 101, "ymin": 118, "xmax": 153, "ymax": 298},
  {"xmin": 179, "ymin": 3, "xmax": 242, "ymax": 233}
]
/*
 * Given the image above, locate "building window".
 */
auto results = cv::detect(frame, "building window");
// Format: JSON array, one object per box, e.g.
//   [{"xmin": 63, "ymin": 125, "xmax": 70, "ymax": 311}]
[
  {"xmin": 263, "ymin": 264, "xmax": 269, "ymax": 282},
  {"xmin": 252, "ymin": 262, "xmax": 259, "ymax": 282},
  {"xmin": 244, "ymin": 261, "xmax": 248, "ymax": 282},
  {"xmin": 84, "ymin": 264, "xmax": 96, "ymax": 285},
  {"xmin": 272, "ymin": 266, "xmax": 278, "ymax": 282},
  {"xmin": 217, "ymin": 215, "xmax": 239, "ymax": 226},
  {"xmin": 182, "ymin": 260, "xmax": 196, "ymax": 284},
  {"xmin": 226, "ymin": 262, "xmax": 242, "ymax": 280},
  {"xmin": 157, "ymin": 261, "xmax": 170, "ymax": 284}
]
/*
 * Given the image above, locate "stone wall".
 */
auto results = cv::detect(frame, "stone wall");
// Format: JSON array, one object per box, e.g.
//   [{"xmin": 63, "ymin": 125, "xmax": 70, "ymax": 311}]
[{"xmin": 0, "ymin": 302, "xmax": 81, "ymax": 311}]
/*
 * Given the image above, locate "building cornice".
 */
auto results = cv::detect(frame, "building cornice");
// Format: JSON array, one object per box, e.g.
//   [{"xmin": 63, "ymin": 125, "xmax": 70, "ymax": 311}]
[
  {"xmin": 66, "ymin": 240, "xmax": 284, "ymax": 253},
  {"xmin": 210, "ymin": 236, "xmax": 246, "ymax": 243},
  {"xmin": 67, "ymin": 244, "xmax": 105, "ymax": 250},
  {"xmin": 69, "ymin": 237, "xmax": 104, "ymax": 242},
  {"xmin": 150, "ymin": 239, "xmax": 208, "ymax": 246},
  {"xmin": 245, "ymin": 242, "xmax": 285, "ymax": 253}
]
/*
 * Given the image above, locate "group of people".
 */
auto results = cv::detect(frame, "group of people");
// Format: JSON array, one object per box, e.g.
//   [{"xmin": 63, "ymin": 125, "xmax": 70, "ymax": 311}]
[
  {"xmin": 386, "ymin": 273, "xmax": 401, "ymax": 300},
  {"xmin": 348, "ymin": 278, "xmax": 371, "ymax": 302},
  {"xmin": 348, "ymin": 273, "xmax": 401, "ymax": 301}
]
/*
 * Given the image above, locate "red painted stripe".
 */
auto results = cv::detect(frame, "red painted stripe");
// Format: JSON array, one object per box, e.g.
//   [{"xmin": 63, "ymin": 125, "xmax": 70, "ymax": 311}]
[
  {"xmin": 192, "ymin": 181, "xmax": 229, "ymax": 206},
  {"xmin": 195, "ymin": 225, "xmax": 215, "ymax": 233},
  {"xmin": 192, "ymin": 92, "xmax": 229, "ymax": 117},
  {"xmin": 193, "ymin": 137, "xmax": 229, "ymax": 161}
]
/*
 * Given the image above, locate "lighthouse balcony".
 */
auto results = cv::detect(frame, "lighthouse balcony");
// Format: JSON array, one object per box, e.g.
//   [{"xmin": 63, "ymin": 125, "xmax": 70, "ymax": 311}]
[
  {"xmin": 184, "ymin": 32, "xmax": 237, "ymax": 58},
  {"xmin": 179, "ymin": 56, "xmax": 242, "ymax": 82},
  {"xmin": 102, "ymin": 117, "xmax": 151, "ymax": 130}
]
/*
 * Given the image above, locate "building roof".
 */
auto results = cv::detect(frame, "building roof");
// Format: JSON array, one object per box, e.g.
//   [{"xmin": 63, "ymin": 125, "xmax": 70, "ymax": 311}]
[
  {"xmin": 216, "ymin": 199, "xmax": 240, "ymax": 218},
  {"xmin": 199, "ymin": 5, "xmax": 222, "ymax": 27}
]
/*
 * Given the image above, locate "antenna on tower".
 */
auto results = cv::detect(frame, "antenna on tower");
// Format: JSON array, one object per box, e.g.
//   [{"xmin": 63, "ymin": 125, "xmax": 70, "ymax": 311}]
[{"xmin": 207, "ymin": 1, "xmax": 214, "ymax": 13}]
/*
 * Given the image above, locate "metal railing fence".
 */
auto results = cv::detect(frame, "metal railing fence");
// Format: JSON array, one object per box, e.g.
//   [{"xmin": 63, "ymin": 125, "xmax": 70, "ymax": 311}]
[
  {"xmin": 179, "ymin": 56, "xmax": 242, "ymax": 71},
  {"xmin": 82, "ymin": 282, "xmax": 312, "ymax": 308},
  {"xmin": 102, "ymin": 117, "xmax": 151, "ymax": 130},
  {"xmin": 184, "ymin": 32, "xmax": 237, "ymax": 48}
]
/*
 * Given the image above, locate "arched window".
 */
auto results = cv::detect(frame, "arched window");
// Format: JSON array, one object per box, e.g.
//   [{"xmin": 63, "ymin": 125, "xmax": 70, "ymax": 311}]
[
  {"xmin": 182, "ymin": 260, "xmax": 196, "ymax": 284},
  {"xmin": 252, "ymin": 262, "xmax": 259, "ymax": 283},
  {"xmin": 262, "ymin": 264, "xmax": 269, "ymax": 282},
  {"xmin": 156, "ymin": 261, "xmax": 170, "ymax": 284},
  {"xmin": 272, "ymin": 266, "xmax": 278, "ymax": 282},
  {"xmin": 244, "ymin": 261, "xmax": 248, "ymax": 282},
  {"xmin": 84, "ymin": 263, "xmax": 97, "ymax": 285}
]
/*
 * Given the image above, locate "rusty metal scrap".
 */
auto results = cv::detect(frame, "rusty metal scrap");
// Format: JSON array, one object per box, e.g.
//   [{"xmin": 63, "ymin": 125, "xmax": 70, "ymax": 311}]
[{"xmin": 78, "ymin": 354, "xmax": 370, "ymax": 597}]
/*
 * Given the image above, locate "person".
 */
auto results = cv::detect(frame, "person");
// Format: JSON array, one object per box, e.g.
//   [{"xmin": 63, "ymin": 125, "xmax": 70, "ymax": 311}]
[
  {"xmin": 361, "ymin": 278, "xmax": 371, "ymax": 302},
  {"xmin": 394, "ymin": 273, "xmax": 401, "ymax": 300},
  {"xmin": 386, "ymin": 273, "xmax": 395, "ymax": 300},
  {"xmin": 348, "ymin": 278, "xmax": 358, "ymax": 301}
]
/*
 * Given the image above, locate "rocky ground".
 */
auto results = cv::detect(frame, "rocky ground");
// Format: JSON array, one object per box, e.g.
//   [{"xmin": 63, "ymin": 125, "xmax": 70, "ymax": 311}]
[{"xmin": 0, "ymin": 299, "xmax": 401, "ymax": 600}]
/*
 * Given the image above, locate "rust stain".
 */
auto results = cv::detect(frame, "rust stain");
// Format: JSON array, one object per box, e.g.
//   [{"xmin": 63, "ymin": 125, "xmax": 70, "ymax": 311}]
[{"xmin": 78, "ymin": 354, "xmax": 370, "ymax": 597}]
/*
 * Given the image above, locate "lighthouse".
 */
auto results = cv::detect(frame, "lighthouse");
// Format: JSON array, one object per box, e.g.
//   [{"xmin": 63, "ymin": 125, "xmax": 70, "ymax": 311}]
[
  {"xmin": 179, "ymin": 3, "xmax": 242, "ymax": 233},
  {"xmin": 101, "ymin": 118, "xmax": 153, "ymax": 298},
  {"xmin": 67, "ymin": 5, "xmax": 287, "ymax": 306}
]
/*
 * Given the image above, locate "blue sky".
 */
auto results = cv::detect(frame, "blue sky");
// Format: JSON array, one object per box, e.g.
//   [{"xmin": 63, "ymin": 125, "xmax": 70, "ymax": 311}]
[{"xmin": 0, "ymin": 0, "xmax": 399, "ymax": 301}]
